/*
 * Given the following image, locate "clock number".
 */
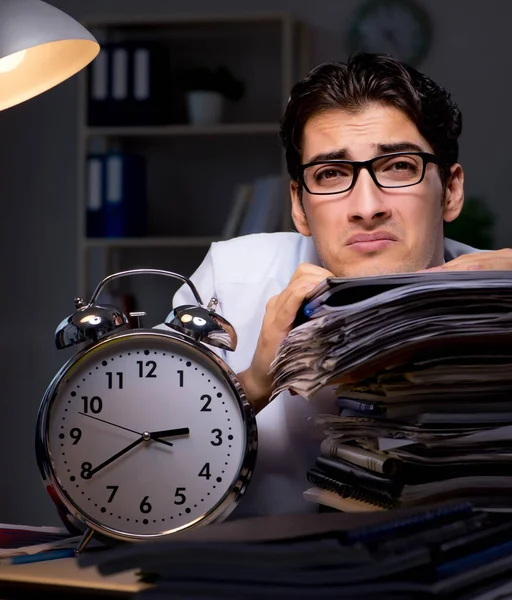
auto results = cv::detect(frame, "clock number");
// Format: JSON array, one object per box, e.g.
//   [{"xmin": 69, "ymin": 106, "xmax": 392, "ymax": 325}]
[
  {"xmin": 80, "ymin": 462, "xmax": 92, "ymax": 480},
  {"xmin": 177, "ymin": 370, "xmax": 184, "ymax": 387},
  {"xmin": 198, "ymin": 462, "xmax": 211, "ymax": 480},
  {"xmin": 81, "ymin": 396, "xmax": 102, "ymax": 414},
  {"xmin": 137, "ymin": 360, "xmax": 157, "ymax": 378},
  {"xmin": 69, "ymin": 428, "xmax": 82, "ymax": 445},
  {"xmin": 106, "ymin": 485, "xmax": 119, "ymax": 503},
  {"xmin": 106, "ymin": 372, "xmax": 123, "ymax": 389},
  {"xmin": 210, "ymin": 429, "xmax": 223, "ymax": 446},
  {"xmin": 174, "ymin": 488, "xmax": 186, "ymax": 505},
  {"xmin": 139, "ymin": 496, "xmax": 152, "ymax": 513},
  {"xmin": 200, "ymin": 394, "xmax": 212, "ymax": 412}
]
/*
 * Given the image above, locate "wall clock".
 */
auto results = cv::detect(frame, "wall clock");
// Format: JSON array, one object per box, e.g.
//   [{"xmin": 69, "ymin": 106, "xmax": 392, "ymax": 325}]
[
  {"xmin": 348, "ymin": 0, "xmax": 433, "ymax": 67},
  {"xmin": 35, "ymin": 269, "xmax": 257, "ymax": 552}
]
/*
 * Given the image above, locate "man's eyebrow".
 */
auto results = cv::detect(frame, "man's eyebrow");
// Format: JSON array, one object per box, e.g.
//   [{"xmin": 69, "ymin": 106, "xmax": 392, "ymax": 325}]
[
  {"xmin": 304, "ymin": 149, "xmax": 350, "ymax": 164},
  {"xmin": 304, "ymin": 143, "xmax": 427, "ymax": 165},
  {"xmin": 378, "ymin": 142, "xmax": 425, "ymax": 154}
]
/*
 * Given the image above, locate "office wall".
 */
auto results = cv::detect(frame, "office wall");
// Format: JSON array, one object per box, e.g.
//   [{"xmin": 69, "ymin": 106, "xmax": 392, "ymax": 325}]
[{"xmin": 0, "ymin": 0, "xmax": 509, "ymax": 525}]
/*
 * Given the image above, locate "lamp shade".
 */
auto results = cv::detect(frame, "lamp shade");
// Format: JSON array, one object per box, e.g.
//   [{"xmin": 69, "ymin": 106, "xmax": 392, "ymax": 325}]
[{"xmin": 0, "ymin": 0, "xmax": 99, "ymax": 110}]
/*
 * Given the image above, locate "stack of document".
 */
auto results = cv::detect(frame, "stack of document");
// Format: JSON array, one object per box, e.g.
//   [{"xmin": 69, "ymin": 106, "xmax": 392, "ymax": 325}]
[
  {"xmin": 270, "ymin": 271, "xmax": 512, "ymax": 510},
  {"xmin": 79, "ymin": 502, "xmax": 512, "ymax": 599}
]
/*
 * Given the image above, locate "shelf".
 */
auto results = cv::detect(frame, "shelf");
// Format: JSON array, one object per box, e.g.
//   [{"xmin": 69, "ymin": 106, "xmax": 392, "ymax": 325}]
[
  {"xmin": 77, "ymin": 12, "xmax": 307, "ymax": 298},
  {"xmin": 84, "ymin": 237, "xmax": 220, "ymax": 248},
  {"xmin": 85, "ymin": 123, "xmax": 280, "ymax": 138},
  {"xmin": 83, "ymin": 13, "xmax": 292, "ymax": 28}
]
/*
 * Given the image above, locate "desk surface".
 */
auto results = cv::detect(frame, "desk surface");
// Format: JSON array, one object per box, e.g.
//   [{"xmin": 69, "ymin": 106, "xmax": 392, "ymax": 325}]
[{"xmin": 0, "ymin": 556, "xmax": 150, "ymax": 598}]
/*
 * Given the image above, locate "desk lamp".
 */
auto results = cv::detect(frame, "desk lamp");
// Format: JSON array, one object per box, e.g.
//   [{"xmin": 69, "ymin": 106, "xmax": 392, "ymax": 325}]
[{"xmin": 0, "ymin": 0, "xmax": 99, "ymax": 110}]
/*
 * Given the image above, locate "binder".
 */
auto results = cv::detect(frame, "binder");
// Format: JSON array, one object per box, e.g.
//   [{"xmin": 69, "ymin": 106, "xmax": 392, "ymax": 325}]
[
  {"xmin": 86, "ymin": 154, "xmax": 105, "ymax": 238},
  {"xmin": 103, "ymin": 153, "xmax": 147, "ymax": 238},
  {"xmin": 89, "ymin": 48, "xmax": 108, "ymax": 102},
  {"xmin": 133, "ymin": 48, "xmax": 150, "ymax": 101},
  {"xmin": 111, "ymin": 47, "xmax": 129, "ymax": 101}
]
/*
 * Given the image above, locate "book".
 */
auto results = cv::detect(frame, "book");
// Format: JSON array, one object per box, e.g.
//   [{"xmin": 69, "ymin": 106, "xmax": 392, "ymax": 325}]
[
  {"xmin": 221, "ymin": 183, "xmax": 252, "ymax": 239},
  {"xmin": 238, "ymin": 174, "xmax": 282, "ymax": 235}
]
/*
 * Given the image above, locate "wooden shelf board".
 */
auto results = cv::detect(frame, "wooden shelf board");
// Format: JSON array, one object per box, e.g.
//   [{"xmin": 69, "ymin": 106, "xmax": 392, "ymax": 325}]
[
  {"xmin": 85, "ymin": 123, "xmax": 279, "ymax": 137},
  {"xmin": 83, "ymin": 13, "xmax": 292, "ymax": 28},
  {"xmin": 84, "ymin": 237, "xmax": 220, "ymax": 248}
]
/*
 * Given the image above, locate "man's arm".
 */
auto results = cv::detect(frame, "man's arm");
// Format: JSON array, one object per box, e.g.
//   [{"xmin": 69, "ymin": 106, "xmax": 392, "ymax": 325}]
[
  {"xmin": 237, "ymin": 263, "xmax": 333, "ymax": 414},
  {"xmin": 170, "ymin": 249, "xmax": 332, "ymax": 414}
]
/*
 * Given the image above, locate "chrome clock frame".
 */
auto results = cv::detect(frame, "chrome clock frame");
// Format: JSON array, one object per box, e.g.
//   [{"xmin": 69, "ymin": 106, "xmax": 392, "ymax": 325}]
[{"xmin": 35, "ymin": 328, "xmax": 257, "ymax": 547}]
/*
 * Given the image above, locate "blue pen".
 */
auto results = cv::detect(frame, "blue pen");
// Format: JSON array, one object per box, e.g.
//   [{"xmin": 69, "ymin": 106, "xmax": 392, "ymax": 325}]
[{"xmin": 0, "ymin": 547, "xmax": 76, "ymax": 565}]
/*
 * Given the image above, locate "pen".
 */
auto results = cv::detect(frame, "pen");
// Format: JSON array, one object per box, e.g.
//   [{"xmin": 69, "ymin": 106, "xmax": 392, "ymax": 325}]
[{"xmin": 0, "ymin": 547, "xmax": 76, "ymax": 565}]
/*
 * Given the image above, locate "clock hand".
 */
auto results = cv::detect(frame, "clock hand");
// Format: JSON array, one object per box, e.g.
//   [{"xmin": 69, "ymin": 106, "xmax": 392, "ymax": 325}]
[
  {"xmin": 78, "ymin": 412, "xmax": 174, "ymax": 448},
  {"xmin": 149, "ymin": 427, "xmax": 190, "ymax": 438},
  {"xmin": 383, "ymin": 29, "xmax": 402, "ymax": 55},
  {"xmin": 78, "ymin": 412, "xmax": 142, "ymax": 435},
  {"xmin": 88, "ymin": 425, "xmax": 185, "ymax": 477},
  {"xmin": 88, "ymin": 437, "xmax": 145, "ymax": 477}
]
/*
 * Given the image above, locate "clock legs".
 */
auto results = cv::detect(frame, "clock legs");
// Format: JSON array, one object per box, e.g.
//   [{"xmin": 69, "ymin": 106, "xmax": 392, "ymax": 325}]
[{"xmin": 75, "ymin": 527, "xmax": 95, "ymax": 554}]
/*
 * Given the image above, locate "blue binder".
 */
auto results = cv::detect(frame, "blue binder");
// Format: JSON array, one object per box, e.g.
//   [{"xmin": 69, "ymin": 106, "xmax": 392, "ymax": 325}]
[
  {"xmin": 103, "ymin": 153, "xmax": 147, "ymax": 238},
  {"xmin": 86, "ymin": 154, "xmax": 105, "ymax": 238}
]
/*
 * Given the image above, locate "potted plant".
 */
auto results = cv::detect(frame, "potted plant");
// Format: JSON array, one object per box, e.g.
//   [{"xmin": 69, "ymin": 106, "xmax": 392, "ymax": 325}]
[{"xmin": 179, "ymin": 66, "xmax": 245, "ymax": 125}]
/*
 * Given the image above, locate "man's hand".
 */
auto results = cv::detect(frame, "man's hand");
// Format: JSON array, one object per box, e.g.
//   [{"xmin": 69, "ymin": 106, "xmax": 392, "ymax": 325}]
[
  {"xmin": 422, "ymin": 249, "xmax": 512, "ymax": 272},
  {"xmin": 237, "ymin": 263, "xmax": 334, "ymax": 413}
]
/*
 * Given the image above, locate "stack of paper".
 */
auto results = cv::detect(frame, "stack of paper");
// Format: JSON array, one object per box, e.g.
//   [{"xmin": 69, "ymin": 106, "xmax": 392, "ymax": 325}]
[
  {"xmin": 270, "ymin": 271, "xmax": 512, "ymax": 510},
  {"xmin": 78, "ymin": 502, "xmax": 512, "ymax": 600}
]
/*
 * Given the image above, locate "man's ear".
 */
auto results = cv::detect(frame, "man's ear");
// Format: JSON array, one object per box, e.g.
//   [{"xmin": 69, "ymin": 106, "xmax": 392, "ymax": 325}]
[
  {"xmin": 443, "ymin": 163, "xmax": 464, "ymax": 223},
  {"xmin": 290, "ymin": 180, "xmax": 311, "ymax": 236}
]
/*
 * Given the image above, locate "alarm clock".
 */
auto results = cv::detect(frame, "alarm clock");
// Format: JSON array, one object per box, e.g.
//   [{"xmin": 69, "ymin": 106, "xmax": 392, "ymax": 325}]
[
  {"xmin": 348, "ymin": 0, "xmax": 432, "ymax": 67},
  {"xmin": 35, "ymin": 269, "xmax": 257, "ymax": 552}
]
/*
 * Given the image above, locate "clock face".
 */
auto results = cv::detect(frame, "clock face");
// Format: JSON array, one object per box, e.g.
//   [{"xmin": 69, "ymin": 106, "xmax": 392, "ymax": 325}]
[
  {"xmin": 349, "ymin": 0, "xmax": 432, "ymax": 67},
  {"xmin": 38, "ymin": 331, "xmax": 253, "ymax": 540}
]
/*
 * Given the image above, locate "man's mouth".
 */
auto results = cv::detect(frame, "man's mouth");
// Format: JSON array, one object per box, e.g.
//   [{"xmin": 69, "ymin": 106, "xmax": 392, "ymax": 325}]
[{"xmin": 346, "ymin": 231, "xmax": 398, "ymax": 253}]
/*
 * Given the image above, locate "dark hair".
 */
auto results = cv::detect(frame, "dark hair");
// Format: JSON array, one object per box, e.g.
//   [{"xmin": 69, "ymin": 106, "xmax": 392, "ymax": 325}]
[{"xmin": 279, "ymin": 53, "xmax": 462, "ymax": 184}]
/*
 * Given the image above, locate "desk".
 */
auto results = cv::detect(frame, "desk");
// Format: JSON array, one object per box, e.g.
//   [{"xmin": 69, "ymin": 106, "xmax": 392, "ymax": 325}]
[{"xmin": 0, "ymin": 556, "xmax": 151, "ymax": 599}]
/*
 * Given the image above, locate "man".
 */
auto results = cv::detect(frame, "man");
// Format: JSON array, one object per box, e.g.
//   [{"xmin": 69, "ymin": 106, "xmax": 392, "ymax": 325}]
[{"xmin": 171, "ymin": 53, "xmax": 512, "ymax": 518}]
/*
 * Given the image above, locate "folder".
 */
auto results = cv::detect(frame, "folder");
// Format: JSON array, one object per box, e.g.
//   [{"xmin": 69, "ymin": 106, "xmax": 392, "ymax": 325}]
[
  {"xmin": 103, "ymin": 153, "xmax": 147, "ymax": 238},
  {"xmin": 86, "ymin": 154, "xmax": 105, "ymax": 238}
]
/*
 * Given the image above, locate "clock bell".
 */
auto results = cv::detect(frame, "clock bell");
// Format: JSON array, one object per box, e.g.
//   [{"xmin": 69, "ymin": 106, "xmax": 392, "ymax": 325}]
[{"xmin": 54, "ymin": 268, "xmax": 237, "ymax": 352}]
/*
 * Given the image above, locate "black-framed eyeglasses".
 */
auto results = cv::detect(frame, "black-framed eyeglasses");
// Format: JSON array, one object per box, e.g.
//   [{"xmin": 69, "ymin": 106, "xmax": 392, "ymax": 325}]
[{"xmin": 298, "ymin": 152, "xmax": 443, "ymax": 195}]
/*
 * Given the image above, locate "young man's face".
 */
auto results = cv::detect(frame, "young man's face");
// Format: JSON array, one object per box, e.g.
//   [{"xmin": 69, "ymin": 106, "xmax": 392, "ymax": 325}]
[{"xmin": 291, "ymin": 104, "xmax": 464, "ymax": 277}]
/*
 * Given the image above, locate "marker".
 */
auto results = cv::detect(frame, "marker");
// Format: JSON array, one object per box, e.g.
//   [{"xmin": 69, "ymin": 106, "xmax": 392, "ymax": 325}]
[{"xmin": 0, "ymin": 547, "xmax": 76, "ymax": 565}]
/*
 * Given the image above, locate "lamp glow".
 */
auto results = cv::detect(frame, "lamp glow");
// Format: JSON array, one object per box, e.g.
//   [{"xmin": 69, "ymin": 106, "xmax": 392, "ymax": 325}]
[{"xmin": 0, "ymin": 49, "xmax": 26, "ymax": 73}]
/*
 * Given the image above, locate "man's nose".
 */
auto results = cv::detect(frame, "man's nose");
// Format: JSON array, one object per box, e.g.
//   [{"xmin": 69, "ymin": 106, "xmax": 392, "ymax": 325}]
[{"xmin": 346, "ymin": 167, "xmax": 392, "ymax": 223}]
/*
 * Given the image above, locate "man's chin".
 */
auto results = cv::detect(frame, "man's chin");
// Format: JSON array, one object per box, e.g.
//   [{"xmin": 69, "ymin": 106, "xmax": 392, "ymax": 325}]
[{"xmin": 333, "ymin": 256, "xmax": 423, "ymax": 278}]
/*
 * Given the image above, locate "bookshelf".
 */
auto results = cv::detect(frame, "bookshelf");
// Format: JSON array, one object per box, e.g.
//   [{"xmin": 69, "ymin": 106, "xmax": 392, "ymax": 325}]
[{"xmin": 76, "ymin": 13, "xmax": 309, "ymax": 316}]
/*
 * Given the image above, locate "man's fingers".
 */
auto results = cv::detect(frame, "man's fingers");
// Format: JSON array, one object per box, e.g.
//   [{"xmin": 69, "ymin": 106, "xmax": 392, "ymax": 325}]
[
  {"xmin": 419, "ymin": 251, "xmax": 505, "ymax": 272},
  {"xmin": 424, "ymin": 253, "xmax": 511, "ymax": 272},
  {"xmin": 288, "ymin": 263, "xmax": 334, "ymax": 283},
  {"xmin": 269, "ymin": 279, "xmax": 320, "ymax": 331}
]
